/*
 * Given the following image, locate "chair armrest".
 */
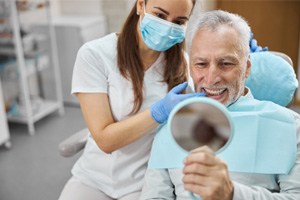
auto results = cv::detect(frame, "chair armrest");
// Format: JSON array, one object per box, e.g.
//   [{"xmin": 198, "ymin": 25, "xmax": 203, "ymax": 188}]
[{"xmin": 59, "ymin": 128, "xmax": 89, "ymax": 157}]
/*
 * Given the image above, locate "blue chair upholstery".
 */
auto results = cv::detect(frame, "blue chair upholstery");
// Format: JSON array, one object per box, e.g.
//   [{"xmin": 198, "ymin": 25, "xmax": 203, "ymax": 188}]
[{"xmin": 246, "ymin": 51, "xmax": 298, "ymax": 107}]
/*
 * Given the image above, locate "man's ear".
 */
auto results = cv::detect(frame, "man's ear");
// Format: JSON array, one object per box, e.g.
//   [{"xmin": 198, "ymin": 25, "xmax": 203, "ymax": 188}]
[
  {"xmin": 136, "ymin": 0, "xmax": 144, "ymax": 15},
  {"xmin": 245, "ymin": 55, "xmax": 251, "ymax": 79}
]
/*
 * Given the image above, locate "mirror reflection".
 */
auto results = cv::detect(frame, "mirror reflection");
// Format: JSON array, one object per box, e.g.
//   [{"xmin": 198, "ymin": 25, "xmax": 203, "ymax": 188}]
[{"xmin": 171, "ymin": 101, "xmax": 232, "ymax": 153}]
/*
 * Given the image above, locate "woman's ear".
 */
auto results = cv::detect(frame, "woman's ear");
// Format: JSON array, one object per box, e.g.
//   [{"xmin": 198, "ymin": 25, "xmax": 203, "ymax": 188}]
[{"xmin": 136, "ymin": 0, "xmax": 144, "ymax": 15}]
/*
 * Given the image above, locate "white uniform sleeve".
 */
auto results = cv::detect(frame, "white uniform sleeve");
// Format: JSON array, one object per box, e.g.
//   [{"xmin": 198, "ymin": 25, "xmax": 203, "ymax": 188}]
[
  {"xmin": 71, "ymin": 43, "xmax": 108, "ymax": 94},
  {"xmin": 232, "ymin": 111, "xmax": 300, "ymax": 200},
  {"xmin": 140, "ymin": 169, "xmax": 175, "ymax": 200}
]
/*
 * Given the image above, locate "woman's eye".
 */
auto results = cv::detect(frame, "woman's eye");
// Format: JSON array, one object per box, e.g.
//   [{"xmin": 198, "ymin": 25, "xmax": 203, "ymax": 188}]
[
  {"xmin": 155, "ymin": 13, "xmax": 165, "ymax": 19},
  {"xmin": 174, "ymin": 20, "xmax": 185, "ymax": 25}
]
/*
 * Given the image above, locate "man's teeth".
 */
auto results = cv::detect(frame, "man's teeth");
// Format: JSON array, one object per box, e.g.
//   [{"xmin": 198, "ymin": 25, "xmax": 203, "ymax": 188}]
[{"xmin": 204, "ymin": 88, "xmax": 226, "ymax": 95}]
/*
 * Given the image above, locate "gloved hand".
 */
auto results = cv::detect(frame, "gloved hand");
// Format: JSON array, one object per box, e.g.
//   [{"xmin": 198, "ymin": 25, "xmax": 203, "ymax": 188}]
[
  {"xmin": 250, "ymin": 32, "xmax": 268, "ymax": 53},
  {"xmin": 150, "ymin": 82, "xmax": 206, "ymax": 124}
]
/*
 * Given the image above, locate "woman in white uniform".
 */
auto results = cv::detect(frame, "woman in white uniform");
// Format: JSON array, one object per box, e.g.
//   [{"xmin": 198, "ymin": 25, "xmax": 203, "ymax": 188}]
[{"xmin": 58, "ymin": 0, "xmax": 200, "ymax": 199}]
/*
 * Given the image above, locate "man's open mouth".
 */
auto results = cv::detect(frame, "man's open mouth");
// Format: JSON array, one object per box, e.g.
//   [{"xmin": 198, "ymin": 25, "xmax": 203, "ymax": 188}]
[{"xmin": 202, "ymin": 88, "xmax": 227, "ymax": 96}]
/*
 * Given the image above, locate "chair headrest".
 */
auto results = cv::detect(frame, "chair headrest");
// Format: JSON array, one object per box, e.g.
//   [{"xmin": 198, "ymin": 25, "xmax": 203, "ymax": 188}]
[{"xmin": 245, "ymin": 52, "xmax": 298, "ymax": 107}]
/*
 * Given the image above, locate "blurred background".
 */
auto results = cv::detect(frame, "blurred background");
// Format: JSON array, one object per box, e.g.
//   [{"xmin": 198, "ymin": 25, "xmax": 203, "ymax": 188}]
[{"xmin": 0, "ymin": 0, "xmax": 299, "ymax": 200}]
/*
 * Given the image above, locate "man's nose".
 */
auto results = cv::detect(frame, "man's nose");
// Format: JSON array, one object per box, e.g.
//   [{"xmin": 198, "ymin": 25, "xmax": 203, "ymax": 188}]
[{"xmin": 205, "ymin": 65, "xmax": 221, "ymax": 85}]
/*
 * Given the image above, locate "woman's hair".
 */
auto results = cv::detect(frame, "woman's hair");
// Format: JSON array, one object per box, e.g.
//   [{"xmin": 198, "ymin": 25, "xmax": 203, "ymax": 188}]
[
  {"xmin": 187, "ymin": 10, "xmax": 251, "ymax": 56},
  {"xmin": 117, "ymin": 0, "xmax": 196, "ymax": 114}
]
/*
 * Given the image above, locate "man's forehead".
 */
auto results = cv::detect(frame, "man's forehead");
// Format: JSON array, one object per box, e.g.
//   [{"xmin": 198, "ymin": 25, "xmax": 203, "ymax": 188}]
[
  {"xmin": 192, "ymin": 26, "xmax": 239, "ymax": 44},
  {"xmin": 191, "ymin": 54, "xmax": 240, "ymax": 62},
  {"xmin": 190, "ymin": 28, "xmax": 243, "ymax": 60}
]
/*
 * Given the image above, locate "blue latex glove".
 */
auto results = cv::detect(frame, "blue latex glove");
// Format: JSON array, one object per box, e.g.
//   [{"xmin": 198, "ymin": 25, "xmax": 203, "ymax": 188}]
[
  {"xmin": 249, "ymin": 32, "xmax": 268, "ymax": 53},
  {"xmin": 150, "ymin": 82, "xmax": 206, "ymax": 124}
]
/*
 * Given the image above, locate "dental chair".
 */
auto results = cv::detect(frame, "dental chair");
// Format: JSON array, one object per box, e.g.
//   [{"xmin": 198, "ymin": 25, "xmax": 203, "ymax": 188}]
[{"xmin": 58, "ymin": 51, "xmax": 298, "ymax": 158}]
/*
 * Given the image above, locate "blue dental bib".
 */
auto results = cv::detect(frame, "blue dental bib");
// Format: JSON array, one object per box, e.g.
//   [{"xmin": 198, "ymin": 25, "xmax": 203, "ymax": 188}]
[{"xmin": 148, "ymin": 95, "xmax": 297, "ymax": 174}]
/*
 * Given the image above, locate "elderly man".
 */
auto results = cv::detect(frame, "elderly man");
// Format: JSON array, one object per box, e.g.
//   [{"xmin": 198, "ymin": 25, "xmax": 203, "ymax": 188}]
[{"xmin": 140, "ymin": 10, "xmax": 300, "ymax": 200}]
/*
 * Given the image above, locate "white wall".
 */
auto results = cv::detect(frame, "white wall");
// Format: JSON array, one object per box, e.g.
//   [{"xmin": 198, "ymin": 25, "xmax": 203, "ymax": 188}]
[
  {"xmin": 55, "ymin": 0, "xmax": 216, "ymax": 34},
  {"xmin": 58, "ymin": 0, "xmax": 133, "ymax": 33},
  {"xmin": 201, "ymin": 0, "xmax": 216, "ymax": 11},
  {"xmin": 60, "ymin": 0, "xmax": 104, "ymax": 16}
]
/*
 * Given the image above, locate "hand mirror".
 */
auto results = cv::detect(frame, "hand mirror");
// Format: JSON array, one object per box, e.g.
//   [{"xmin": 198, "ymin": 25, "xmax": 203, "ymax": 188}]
[{"xmin": 169, "ymin": 97, "xmax": 233, "ymax": 154}]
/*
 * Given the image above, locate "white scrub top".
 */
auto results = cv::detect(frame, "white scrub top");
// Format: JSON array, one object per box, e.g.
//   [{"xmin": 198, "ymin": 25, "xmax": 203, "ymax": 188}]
[{"xmin": 71, "ymin": 33, "xmax": 168, "ymax": 198}]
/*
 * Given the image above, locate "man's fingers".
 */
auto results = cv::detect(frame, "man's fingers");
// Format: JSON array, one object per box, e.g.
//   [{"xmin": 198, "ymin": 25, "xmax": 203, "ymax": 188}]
[
  {"xmin": 184, "ymin": 146, "xmax": 216, "ymax": 166},
  {"xmin": 183, "ymin": 162, "xmax": 211, "ymax": 176},
  {"xmin": 190, "ymin": 145, "xmax": 214, "ymax": 154}
]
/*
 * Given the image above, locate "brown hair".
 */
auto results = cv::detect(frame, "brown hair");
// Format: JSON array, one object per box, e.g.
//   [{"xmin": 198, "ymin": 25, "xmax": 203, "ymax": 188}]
[{"xmin": 117, "ymin": 0, "xmax": 196, "ymax": 114}]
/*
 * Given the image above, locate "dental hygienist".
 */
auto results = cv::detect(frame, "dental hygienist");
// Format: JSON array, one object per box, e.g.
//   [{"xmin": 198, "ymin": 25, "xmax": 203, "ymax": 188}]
[{"xmin": 58, "ymin": 0, "xmax": 201, "ymax": 199}]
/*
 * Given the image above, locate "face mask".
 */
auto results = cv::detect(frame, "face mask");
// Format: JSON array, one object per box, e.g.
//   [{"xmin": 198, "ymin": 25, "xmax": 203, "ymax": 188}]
[{"xmin": 139, "ymin": 8, "xmax": 186, "ymax": 51}]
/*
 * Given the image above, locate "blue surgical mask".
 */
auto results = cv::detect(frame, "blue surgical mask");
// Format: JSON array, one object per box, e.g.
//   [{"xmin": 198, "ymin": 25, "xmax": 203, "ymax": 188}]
[{"xmin": 139, "ymin": 9, "xmax": 186, "ymax": 51}]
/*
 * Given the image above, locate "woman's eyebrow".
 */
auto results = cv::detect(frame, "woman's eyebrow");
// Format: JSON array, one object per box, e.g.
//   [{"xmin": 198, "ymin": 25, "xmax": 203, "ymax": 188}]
[
  {"xmin": 177, "ymin": 16, "xmax": 189, "ymax": 20},
  {"xmin": 153, "ymin": 6, "xmax": 169, "ymax": 15},
  {"xmin": 153, "ymin": 6, "xmax": 189, "ymax": 20}
]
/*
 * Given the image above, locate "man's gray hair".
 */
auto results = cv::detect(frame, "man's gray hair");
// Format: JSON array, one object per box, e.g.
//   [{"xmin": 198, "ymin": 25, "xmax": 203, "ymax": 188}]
[{"xmin": 187, "ymin": 10, "xmax": 251, "ymax": 55}]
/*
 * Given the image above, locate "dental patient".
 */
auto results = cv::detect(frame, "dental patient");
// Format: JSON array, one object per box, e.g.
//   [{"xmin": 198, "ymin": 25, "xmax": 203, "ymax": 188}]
[{"xmin": 140, "ymin": 10, "xmax": 300, "ymax": 200}]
